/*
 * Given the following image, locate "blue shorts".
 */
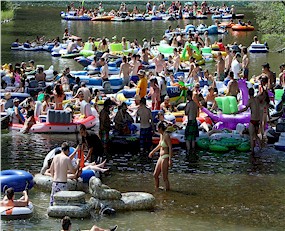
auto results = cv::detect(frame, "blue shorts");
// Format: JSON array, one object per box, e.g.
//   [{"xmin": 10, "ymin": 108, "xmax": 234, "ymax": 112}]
[{"xmin": 130, "ymin": 75, "xmax": 139, "ymax": 84}]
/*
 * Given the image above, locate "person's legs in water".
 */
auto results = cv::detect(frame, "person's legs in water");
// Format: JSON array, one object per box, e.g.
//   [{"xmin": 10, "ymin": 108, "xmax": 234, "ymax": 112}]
[
  {"xmin": 161, "ymin": 157, "xmax": 170, "ymax": 191},
  {"xmin": 153, "ymin": 157, "xmax": 162, "ymax": 191}
]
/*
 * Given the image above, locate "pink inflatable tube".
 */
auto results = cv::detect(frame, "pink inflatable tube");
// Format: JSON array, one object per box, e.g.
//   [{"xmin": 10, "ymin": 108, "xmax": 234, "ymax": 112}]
[
  {"xmin": 238, "ymin": 79, "xmax": 249, "ymax": 106},
  {"xmin": 202, "ymin": 107, "xmax": 251, "ymax": 130}
]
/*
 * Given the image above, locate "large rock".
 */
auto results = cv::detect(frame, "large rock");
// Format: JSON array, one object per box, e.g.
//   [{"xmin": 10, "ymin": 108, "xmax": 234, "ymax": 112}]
[
  {"xmin": 88, "ymin": 192, "xmax": 155, "ymax": 211},
  {"xmin": 89, "ymin": 176, "xmax": 122, "ymax": 200},
  {"xmin": 53, "ymin": 191, "xmax": 86, "ymax": 206},
  {"xmin": 48, "ymin": 204, "xmax": 91, "ymax": 218},
  {"xmin": 34, "ymin": 174, "xmax": 89, "ymax": 192}
]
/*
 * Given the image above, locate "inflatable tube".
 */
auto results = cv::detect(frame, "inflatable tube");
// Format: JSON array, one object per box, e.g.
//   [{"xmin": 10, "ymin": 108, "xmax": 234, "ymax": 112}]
[
  {"xmin": 197, "ymin": 137, "xmax": 210, "ymax": 149},
  {"xmin": 201, "ymin": 47, "xmax": 212, "ymax": 54},
  {"xmin": 0, "ymin": 170, "xmax": 34, "ymax": 193},
  {"xmin": 211, "ymin": 51, "xmax": 227, "ymax": 58},
  {"xmin": 79, "ymin": 49, "xmax": 94, "ymax": 58},
  {"xmin": 209, "ymin": 144, "xmax": 229, "ymax": 152},
  {"xmin": 202, "ymin": 107, "xmax": 251, "ymax": 130},
  {"xmin": 236, "ymin": 141, "xmax": 250, "ymax": 152},
  {"xmin": 215, "ymin": 96, "xmax": 238, "ymax": 114},
  {"xmin": 0, "ymin": 201, "xmax": 33, "ymax": 220},
  {"xmin": 231, "ymin": 24, "xmax": 254, "ymax": 31}
]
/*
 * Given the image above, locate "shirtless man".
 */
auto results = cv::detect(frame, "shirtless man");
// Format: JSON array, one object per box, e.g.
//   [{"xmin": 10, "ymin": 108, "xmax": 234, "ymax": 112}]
[
  {"xmin": 185, "ymin": 90, "xmax": 199, "ymax": 154},
  {"xmin": 49, "ymin": 142, "xmax": 80, "ymax": 205},
  {"xmin": 235, "ymin": 88, "xmax": 265, "ymax": 157},
  {"xmin": 216, "ymin": 52, "xmax": 225, "ymax": 81},
  {"xmin": 226, "ymin": 71, "xmax": 239, "ymax": 98},
  {"xmin": 0, "ymin": 187, "xmax": 29, "ymax": 207},
  {"xmin": 224, "ymin": 46, "xmax": 233, "ymax": 77},
  {"xmin": 74, "ymin": 82, "xmax": 91, "ymax": 103},
  {"xmin": 136, "ymin": 97, "xmax": 154, "ymax": 153},
  {"xmin": 100, "ymin": 58, "xmax": 109, "ymax": 82},
  {"xmin": 129, "ymin": 54, "xmax": 141, "ymax": 84},
  {"xmin": 242, "ymin": 47, "xmax": 249, "ymax": 80},
  {"xmin": 173, "ymin": 48, "xmax": 181, "ymax": 74},
  {"xmin": 119, "ymin": 56, "xmax": 131, "ymax": 87},
  {"xmin": 67, "ymin": 39, "xmax": 77, "ymax": 53}
]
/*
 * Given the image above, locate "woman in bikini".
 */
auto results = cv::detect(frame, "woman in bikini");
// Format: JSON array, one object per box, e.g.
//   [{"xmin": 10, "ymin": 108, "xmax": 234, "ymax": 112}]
[
  {"xmin": 53, "ymin": 84, "xmax": 65, "ymax": 110},
  {"xmin": 149, "ymin": 121, "xmax": 173, "ymax": 191}
]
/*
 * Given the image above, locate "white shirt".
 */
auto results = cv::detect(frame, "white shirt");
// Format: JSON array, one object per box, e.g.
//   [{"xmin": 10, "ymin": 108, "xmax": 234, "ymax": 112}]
[{"xmin": 231, "ymin": 59, "xmax": 241, "ymax": 79}]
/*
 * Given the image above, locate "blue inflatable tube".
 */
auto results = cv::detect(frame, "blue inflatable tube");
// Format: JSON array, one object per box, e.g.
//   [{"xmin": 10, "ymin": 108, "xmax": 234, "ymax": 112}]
[{"xmin": 0, "ymin": 170, "xmax": 34, "ymax": 193}]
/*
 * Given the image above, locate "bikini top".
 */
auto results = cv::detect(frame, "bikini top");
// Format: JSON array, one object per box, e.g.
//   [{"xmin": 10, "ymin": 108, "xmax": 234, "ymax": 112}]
[{"xmin": 160, "ymin": 139, "xmax": 168, "ymax": 148}]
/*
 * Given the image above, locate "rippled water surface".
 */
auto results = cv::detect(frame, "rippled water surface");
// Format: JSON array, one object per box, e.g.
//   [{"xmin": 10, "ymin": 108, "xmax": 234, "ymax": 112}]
[{"xmin": 1, "ymin": 131, "xmax": 285, "ymax": 230}]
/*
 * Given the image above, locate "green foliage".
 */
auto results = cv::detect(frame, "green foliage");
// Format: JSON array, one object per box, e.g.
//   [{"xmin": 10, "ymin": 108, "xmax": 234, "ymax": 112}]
[
  {"xmin": 250, "ymin": 1, "xmax": 285, "ymax": 50},
  {"xmin": 1, "ymin": 10, "xmax": 14, "ymax": 21},
  {"xmin": 1, "ymin": 1, "xmax": 14, "ymax": 11}
]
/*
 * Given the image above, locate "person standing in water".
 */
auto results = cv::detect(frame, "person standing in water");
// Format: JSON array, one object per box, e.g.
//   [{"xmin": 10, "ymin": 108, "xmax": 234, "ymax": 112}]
[
  {"xmin": 149, "ymin": 121, "xmax": 173, "ymax": 191},
  {"xmin": 185, "ymin": 90, "xmax": 199, "ymax": 155}
]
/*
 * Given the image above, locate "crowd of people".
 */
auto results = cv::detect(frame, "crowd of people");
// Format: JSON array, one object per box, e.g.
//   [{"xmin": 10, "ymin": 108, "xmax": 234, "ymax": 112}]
[{"xmin": 64, "ymin": 1, "xmax": 235, "ymax": 18}]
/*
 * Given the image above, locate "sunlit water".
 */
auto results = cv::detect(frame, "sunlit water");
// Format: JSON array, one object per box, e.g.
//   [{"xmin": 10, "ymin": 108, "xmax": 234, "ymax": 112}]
[
  {"xmin": 1, "ymin": 4, "xmax": 285, "ymax": 231},
  {"xmin": 1, "ymin": 131, "xmax": 285, "ymax": 230}
]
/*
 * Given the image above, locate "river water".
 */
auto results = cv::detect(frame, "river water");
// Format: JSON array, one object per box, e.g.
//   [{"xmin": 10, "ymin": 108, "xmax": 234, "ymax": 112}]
[{"xmin": 1, "ymin": 4, "xmax": 285, "ymax": 231}]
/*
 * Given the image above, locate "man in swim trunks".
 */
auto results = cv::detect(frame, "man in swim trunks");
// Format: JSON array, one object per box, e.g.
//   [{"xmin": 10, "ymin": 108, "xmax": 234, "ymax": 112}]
[
  {"xmin": 49, "ymin": 142, "xmax": 80, "ymax": 206},
  {"xmin": 185, "ymin": 90, "xmax": 199, "ymax": 155},
  {"xmin": 235, "ymin": 88, "xmax": 266, "ymax": 157},
  {"xmin": 226, "ymin": 71, "xmax": 239, "ymax": 99},
  {"xmin": 0, "ymin": 187, "xmax": 29, "ymax": 207}
]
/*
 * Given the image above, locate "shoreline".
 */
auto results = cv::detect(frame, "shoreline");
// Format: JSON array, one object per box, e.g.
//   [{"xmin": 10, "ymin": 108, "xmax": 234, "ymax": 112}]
[{"xmin": 1, "ymin": 10, "xmax": 14, "ymax": 24}]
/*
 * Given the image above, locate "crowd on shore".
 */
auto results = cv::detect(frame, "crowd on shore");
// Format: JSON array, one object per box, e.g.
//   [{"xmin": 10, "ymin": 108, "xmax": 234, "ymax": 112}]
[{"xmin": 64, "ymin": 1, "xmax": 237, "ymax": 18}]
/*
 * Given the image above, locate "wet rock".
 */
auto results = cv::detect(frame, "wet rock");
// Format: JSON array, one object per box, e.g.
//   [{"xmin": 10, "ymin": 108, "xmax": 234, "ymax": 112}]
[
  {"xmin": 88, "ymin": 192, "xmax": 155, "ymax": 211},
  {"xmin": 47, "ymin": 204, "xmax": 91, "ymax": 218},
  {"xmin": 53, "ymin": 191, "xmax": 86, "ymax": 206},
  {"xmin": 34, "ymin": 174, "xmax": 89, "ymax": 192},
  {"xmin": 89, "ymin": 177, "xmax": 122, "ymax": 200}
]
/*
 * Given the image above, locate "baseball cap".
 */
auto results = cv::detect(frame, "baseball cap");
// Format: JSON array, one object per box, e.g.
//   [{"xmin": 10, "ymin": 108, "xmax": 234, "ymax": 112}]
[{"xmin": 13, "ymin": 98, "xmax": 20, "ymax": 103}]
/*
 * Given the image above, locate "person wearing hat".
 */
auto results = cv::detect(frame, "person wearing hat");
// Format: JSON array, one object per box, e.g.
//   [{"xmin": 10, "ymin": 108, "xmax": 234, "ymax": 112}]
[
  {"xmin": 279, "ymin": 63, "xmax": 285, "ymax": 87},
  {"xmin": 135, "ymin": 69, "xmax": 148, "ymax": 99},
  {"xmin": 11, "ymin": 98, "xmax": 25, "ymax": 124}
]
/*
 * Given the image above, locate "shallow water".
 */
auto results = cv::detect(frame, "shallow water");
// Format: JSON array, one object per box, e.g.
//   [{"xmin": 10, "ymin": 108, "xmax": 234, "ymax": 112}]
[{"xmin": 1, "ymin": 132, "xmax": 285, "ymax": 230}]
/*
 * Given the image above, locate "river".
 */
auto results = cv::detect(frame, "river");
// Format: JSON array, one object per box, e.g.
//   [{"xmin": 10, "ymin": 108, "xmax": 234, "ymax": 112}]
[{"xmin": 1, "ymin": 3, "xmax": 285, "ymax": 231}]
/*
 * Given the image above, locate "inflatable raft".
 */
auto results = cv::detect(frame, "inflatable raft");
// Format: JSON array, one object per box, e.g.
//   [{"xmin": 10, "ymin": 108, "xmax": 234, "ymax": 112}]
[
  {"xmin": 231, "ymin": 24, "xmax": 254, "ymax": 31},
  {"xmin": 0, "ymin": 170, "xmax": 34, "ymax": 193},
  {"xmin": 0, "ymin": 202, "xmax": 33, "ymax": 220},
  {"xmin": 10, "ymin": 101, "xmax": 97, "ymax": 133}
]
